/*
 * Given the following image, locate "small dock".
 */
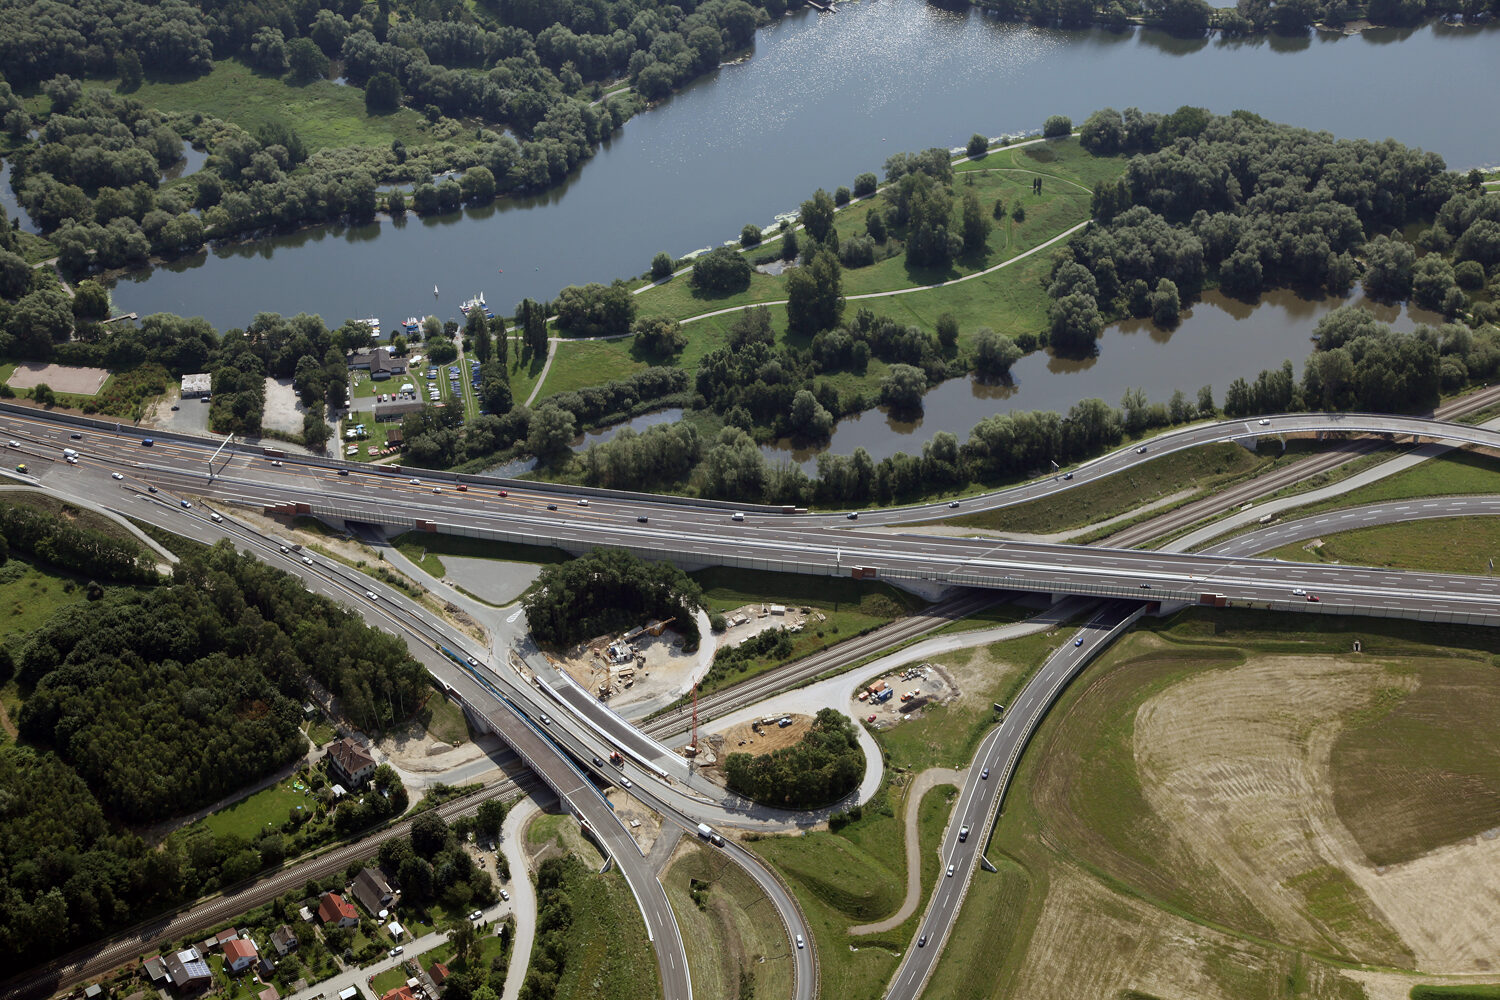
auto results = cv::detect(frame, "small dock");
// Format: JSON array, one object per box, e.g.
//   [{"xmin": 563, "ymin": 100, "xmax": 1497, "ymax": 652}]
[
  {"xmin": 805, "ymin": 0, "xmax": 837, "ymax": 11},
  {"xmin": 103, "ymin": 313, "xmax": 138, "ymax": 324}
]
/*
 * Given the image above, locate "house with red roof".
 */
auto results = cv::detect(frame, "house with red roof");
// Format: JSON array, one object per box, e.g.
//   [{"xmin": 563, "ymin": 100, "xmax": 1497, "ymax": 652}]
[{"xmin": 317, "ymin": 892, "xmax": 359, "ymax": 928}]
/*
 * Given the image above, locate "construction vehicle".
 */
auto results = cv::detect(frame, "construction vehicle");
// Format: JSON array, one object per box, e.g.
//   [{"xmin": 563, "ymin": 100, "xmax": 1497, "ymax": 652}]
[
  {"xmin": 874, "ymin": 688, "xmax": 894, "ymax": 704},
  {"xmin": 609, "ymin": 750, "xmax": 625, "ymax": 768}
]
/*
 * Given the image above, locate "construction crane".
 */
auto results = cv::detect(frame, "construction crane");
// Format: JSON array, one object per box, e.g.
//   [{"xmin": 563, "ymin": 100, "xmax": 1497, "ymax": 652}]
[{"xmin": 685, "ymin": 682, "xmax": 700, "ymax": 757}]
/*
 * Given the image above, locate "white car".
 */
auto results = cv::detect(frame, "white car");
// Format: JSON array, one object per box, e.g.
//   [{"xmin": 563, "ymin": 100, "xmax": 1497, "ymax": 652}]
[
  {"xmin": 1258, "ymin": 418, "xmax": 1270, "ymax": 425},
  {"xmin": 6, "ymin": 440, "xmax": 17, "ymax": 447},
  {"xmin": 302, "ymin": 555, "xmax": 313, "ymax": 565},
  {"xmin": 500, "ymin": 888, "xmax": 510, "ymax": 901},
  {"xmin": 366, "ymin": 591, "xmax": 378, "ymax": 600},
  {"xmin": 210, "ymin": 513, "xmax": 223, "ymax": 523},
  {"xmin": 1292, "ymin": 588, "xmax": 1306, "ymax": 596},
  {"xmin": 111, "ymin": 472, "xmax": 123, "ymax": 480},
  {"xmin": 469, "ymin": 909, "xmax": 484, "ymax": 921},
  {"xmin": 796, "ymin": 935, "xmax": 804, "ymax": 949},
  {"xmin": 946, "ymin": 864, "xmax": 955, "ymax": 877},
  {"xmin": 409, "ymin": 477, "xmax": 421, "ymax": 485}
]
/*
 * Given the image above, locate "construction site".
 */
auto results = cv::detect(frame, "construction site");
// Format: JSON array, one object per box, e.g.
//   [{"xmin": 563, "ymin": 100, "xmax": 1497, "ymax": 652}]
[
  {"xmin": 551, "ymin": 614, "xmax": 712, "ymax": 713},
  {"xmin": 852, "ymin": 662, "xmax": 959, "ymax": 729}
]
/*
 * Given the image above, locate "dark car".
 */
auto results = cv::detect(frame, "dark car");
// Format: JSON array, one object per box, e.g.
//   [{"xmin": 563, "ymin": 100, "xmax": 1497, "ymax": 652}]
[
  {"xmin": 636, "ymin": 515, "xmax": 648, "ymax": 523},
  {"xmin": 1063, "ymin": 472, "xmax": 1074, "ymax": 480},
  {"xmin": 1136, "ymin": 446, "xmax": 1147, "ymax": 454},
  {"xmin": 1074, "ymin": 636, "xmax": 1084, "ymax": 647},
  {"xmin": 918, "ymin": 935, "xmax": 927, "ymax": 947},
  {"xmin": 846, "ymin": 512, "xmax": 858, "ymax": 520},
  {"xmin": 70, "ymin": 432, "xmax": 82, "ymax": 440},
  {"xmin": 338, "ymin": 468, "xmax": 349, "ymax": 476},
  {"xmin": 547, "ymin": 504, "xmax": 558, "ymax": 511}
]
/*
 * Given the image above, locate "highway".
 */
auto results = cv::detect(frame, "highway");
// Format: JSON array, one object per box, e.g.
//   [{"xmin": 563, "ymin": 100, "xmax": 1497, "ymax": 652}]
[{"xmin": 8, "ymin": 406, "xmax": 1500, "ymax": 627}]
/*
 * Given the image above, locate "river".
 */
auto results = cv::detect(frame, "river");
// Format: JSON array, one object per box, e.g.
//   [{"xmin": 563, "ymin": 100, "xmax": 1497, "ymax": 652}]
[{"xmin": 105, "ymin": 3, "xmax": 1499, "ymax": 334}]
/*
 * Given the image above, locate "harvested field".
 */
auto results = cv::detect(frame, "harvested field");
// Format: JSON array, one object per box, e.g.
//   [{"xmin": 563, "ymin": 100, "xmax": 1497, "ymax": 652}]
[{"xmin": 6, "ymin": 361, "xmax": 109, "ymax": 395}]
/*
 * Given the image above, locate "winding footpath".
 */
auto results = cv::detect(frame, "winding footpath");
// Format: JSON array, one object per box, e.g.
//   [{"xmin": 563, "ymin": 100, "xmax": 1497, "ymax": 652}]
[{"xmin": 849, "ymin": 768, "xmax": 965, "ymax": 936}]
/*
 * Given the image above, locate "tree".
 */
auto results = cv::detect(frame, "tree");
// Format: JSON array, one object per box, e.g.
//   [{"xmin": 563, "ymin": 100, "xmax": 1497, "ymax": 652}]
[
  {"xmin": 781, "ymin": 228, "xmax": 799, "ymax": 262},
  {"xmin": 740, "ymin": 224, "xmax": 762, "ymax": 247},
  {"xmin": 651, "ymin": 252, "xmax": 674, "ymax": 280},
  {"xmin": 115, "ymin": 50, "xmax": 143, "ymax": 91},
  {"xmin": 411, "ymin": 811, "xmax": 451, "ymax": 859},
  {"xmin": 475, "ymin": 799, "xmax": 506, "ymax": 843},
  {"xmin": 972, "ymin": 328, "xmax": 1022, "ymax": 377},
  {"xmin": 287, "ymin": 38, "xmax": 329, "ymax": 83},
  {"xmin": 1150, "ymin": 278, "xmax": 1181, "ymax": 328},
  {"xmin": 880, "ymin": 364, "xmax": 926, "ymax": 413},
  {"xmin": 788, "ymin": 389, "xmax": 834, "ymax": 440},
  {"xmin": 30, "ymin": 383, "xmax": 54, "ymax": 406},
  {"xmin": 249, "ymin": 27, "xmax": 289, "ymax": 75},
  {"xmin": 785, "ymin": 249, "xmax": 843, "ymax": 337},
  {"xmin": 466, "ymin": 310, "xmax": 491, "ymax": 364},
  {"xmin": 1079, "ymin": 108, "xmax": 1124, "ymax": 155},
  {"xmin": 799, "ymin": 189, "xmax": 837, "ymax": 244},
  {"xmin": 366, "ymin": 72, "xmax": 402, "ymax": 114},
  {"xmin": 461, "ymin": 167, "xmax": 497, "ymax": 205},
  {"xmin": 1012, "ymin": 202, "xmax": 1026, "ymax": 223},
  {"xmin": 527, "ymin": 404, "xmax": 576, "ymax": 462},
  {"xmin": 691, "ymin": 247, "xmax": 752, "ymax": 294},
  {"xmin": 633, "ymin": 316, "xmax": 686, "ymax": 356},
  {"xmin": 1048, "ymin": 292, "xmax": 1103, "ymax": 356},
  {"xmin": 1363, "ymin": 235, "xmax": 1416, "ymax": 301},
  {"xmin": 1043, "ymin": 115, "xmax": 1073, "ymax": 138},
  {"xmin": 447, "ymin": 918, "xmax": 481, "ymax": 968},
  {"xmin": 960, "ymin": 188, "xmax": 991, "ymax": 256},
  {"xmin": 71, "ymin": 280, "xmax": 110, "ymax": 321},
  {"xmin": 967, "ymin": 133, "xmax": 989, "ymax": 158},
  {"xmin": 1196, "ymin": 384, "xmax": 1216, "ymax": 417},
  {"xmin": 853, "ymin": 172, "xmax": 878, "ymax": 198},
  {"xmin": 936, "ymin": 314, "xmax": 959, "ymax": 352}
]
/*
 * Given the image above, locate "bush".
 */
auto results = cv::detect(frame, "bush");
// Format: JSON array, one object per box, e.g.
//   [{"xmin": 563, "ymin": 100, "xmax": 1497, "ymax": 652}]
[
  {"xmin": 740, "ymin": 224, "xmax": 762, "ymax": 247},
  {"xmin": 691, "ymin": 246, "xmax": 753, "ymax": 294},
  {"xmin": 834, "ymin": 186, "xmax": 851, "ymax": 207},
  {"xmin": 651, "ymin": 251, "xmax": 674, "ymax": 280},
  {"xmin": 853, "ymin": 172, "xmax": 878, "ymax": 198},
  {"xmin": 1043, "ymin": 115, "xmax": 1073, "ymax": 138},
  {"xmin": 839, "ymin": 233, "xmax": 876, "ymax": 268},
  {"xmin": 966, "ymin": 133, "xmax": 988, "ymax": 157}
]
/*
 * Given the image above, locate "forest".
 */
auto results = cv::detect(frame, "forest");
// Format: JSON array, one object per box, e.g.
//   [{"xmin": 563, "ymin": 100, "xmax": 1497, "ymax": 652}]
[
  {"xmin": 723, "ymin": 708, "xmax": 863, "ymax": 808},
  {"xmin": 0, "ymin": 0, "xmax": 785, "ymax": 272},
  {"xmin": 0, "ymin": 536, "xmax": 431, "ymax": 970},
  {"xmin": 522, "ymin": 547, "xmax": 704, "ymax": 651}
]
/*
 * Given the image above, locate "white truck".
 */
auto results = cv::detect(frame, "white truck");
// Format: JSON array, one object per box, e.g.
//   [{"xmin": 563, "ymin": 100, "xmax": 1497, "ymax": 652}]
[{"xmin": 696, "ymin": 822, "xmax": 725, "ymax": 847}]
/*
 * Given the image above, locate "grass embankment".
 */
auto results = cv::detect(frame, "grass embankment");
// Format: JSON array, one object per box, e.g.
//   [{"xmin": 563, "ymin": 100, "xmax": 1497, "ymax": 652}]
[
  {"xmin": 745, "ymin": 628, "xmax": 1062, "ymax": 999},
  {"xmin": 930, "ymin": 609, "xmax": 1500, "ymax": 998},
  {"xmin": 748, "ymin": 780, "xmax": 957, "ymax": 1000},
  {"xmin": 1281, "ymin": 449, "xmax": 1500, "ymax": 519},
  {"xmin": 940, "ymin": 441, "xmax": 1306, "ymax": 538},
  {"xmin": 118, "ymin": 59, "xmax": 434, "ymax": 153},
  {"xmin": 392, "ymin": 531, "xmax": 570, "ymax": 578},
  {"xmin": 663, "ymin": 843, "xmax": 797, "ymax": 1000},
  {"xmin": 534, "ymin": 139, "xmax": 1124, "ymax": 405},
  {"xmin": 526, "ymin": 810, "xmax": 606, "ymax": 869},
  {"xmin": 411, "ymin": 690, "xmax": 472, "ymax": 745},
  {"xmin": 0, "ymin": 490, "xmax": 143, "ymax": 546},
  {"xmin": 1266, "ymin": 516, "xmax": 1500, "ymax": 575},
  {"xmin": 692, "ymin": 566, "xmax": 927, "ymax": 696}
]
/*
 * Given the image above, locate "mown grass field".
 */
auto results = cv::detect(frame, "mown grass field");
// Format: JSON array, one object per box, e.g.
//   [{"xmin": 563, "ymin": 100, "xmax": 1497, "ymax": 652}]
[
  {"xmin": 120, "ymin": 59, "xmax": 434, "ymax": 152},
  {"xmin": 0, "ymin": 555, "xmax": 88, "ymax": 646},
  {"xmin": 921, "ymin": 609, "xmax": 1500, "ymax": 999},
  {"xmin": 1266, "ymin": 516, "xmax": 1500, "ymax": 575},
  {"xmin": 663, "ymin": 842, "xmax": 797, "ymax": 1000},
  {"xmin": 411, "ymin": 690, "xmax": 472, "ymax": 745},
  {"xmin": 526, "ymin": 810, "xmax": 605, "ymax": 869},
  {"xmin": 1279, "ymin": 449, "xmax": 1500, "ymax": 521},
  {"xmin": 195, "ymin": 773, "xmax": 315, "ymax": 841}
]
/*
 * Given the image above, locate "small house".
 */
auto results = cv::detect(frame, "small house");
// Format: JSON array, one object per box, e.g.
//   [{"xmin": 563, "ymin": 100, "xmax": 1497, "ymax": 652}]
[
  {"xmin": 327, "ymin": 737, "xmax": 377, "ymax": 789},
  {"xmin": 142, "ymin": 956, "xmax": 167, "ymax": 985},
  {"xmin": 270, "ymin": 924, "xmax": 298, "ymax": 957},
  {"xmin": 317, "ymin": 892, "xmax": 359, "ymax": 928},
  {"xmin": 352, "ymin": 866, "xmax": 395, "ymax": 918},
  {"xmin": 223, "ymin": 938, "xmax": 258, "ymax": 974},
  {"xmin": 162, "ymin": 948, "xmax": 212, "ymax": 992}
]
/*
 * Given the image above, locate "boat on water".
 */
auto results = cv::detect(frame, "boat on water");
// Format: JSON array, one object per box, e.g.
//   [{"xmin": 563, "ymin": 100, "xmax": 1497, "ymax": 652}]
[
  {"xmin": 403, "ymin": 316, "xmax": 421, "ymax": 334},
  {"xmin": 459, "ymin": 292, "xmax": 494, "ymax": 319},
  {"xmin": 356, "ymin": 317, "xmax": 380, "ymax": 335}
]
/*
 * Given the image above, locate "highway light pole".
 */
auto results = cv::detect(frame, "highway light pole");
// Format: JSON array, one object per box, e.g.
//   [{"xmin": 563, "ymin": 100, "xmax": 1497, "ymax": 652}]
[{"xmin": 207, "ymin": 433, "xmax": 235, "ymax": 479}]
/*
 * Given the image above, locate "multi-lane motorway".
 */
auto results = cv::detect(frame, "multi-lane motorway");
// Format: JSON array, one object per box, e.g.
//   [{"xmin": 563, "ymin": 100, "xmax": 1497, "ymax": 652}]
[{"xmin": 9, "ymin": 404, "xmax": 1500, "ymax": 627}]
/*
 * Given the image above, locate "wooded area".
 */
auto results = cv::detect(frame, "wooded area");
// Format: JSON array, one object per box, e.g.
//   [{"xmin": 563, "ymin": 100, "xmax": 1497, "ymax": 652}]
[
  {"xmin": 522, "ymin": 547, "xmax": 704, "ymax": 651},
  {"xmin": 724, "ymin": 708, "xmax": 863, "ymax": 808}
]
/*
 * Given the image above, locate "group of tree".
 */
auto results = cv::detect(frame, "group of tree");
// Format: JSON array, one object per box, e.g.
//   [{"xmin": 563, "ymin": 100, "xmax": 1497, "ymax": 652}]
[
  {"xmin": 0, "ymin": 499, "xmax": 157, "ymax": 583},
  {"xmin": 0, "ymin": 536, "xmax": 433, "ymax": 969},
  {"xmin": 723, "ymin": 708, "xmax": 863, "ymax": 808},
  {"xmin": 376, "ymin": 810, "xmax": 498, "ymax": 925},
  {"xmin": 522, "ymin": 547, "xmax": 704, "ymax": 651},
  {"xmin": 1052, "ymin": 108, "xmax": 1470, "ymax": 356}
]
